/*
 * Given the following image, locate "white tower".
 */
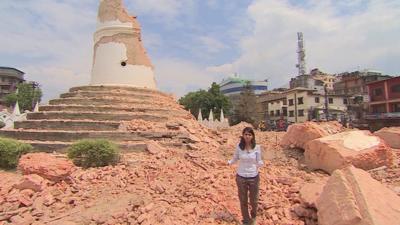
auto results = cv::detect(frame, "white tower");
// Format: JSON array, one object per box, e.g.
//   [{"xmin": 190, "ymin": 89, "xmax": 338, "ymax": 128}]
[
  {"xmin": 90, "ymin": 0, "xmax": 157, "ymax": 89},
  {"xmin": 197, "ymin": 108, "xmax": 203, "ymax": 122},
  {"xmin": 208, "ymin": 109, "xmax": 214, "ymax": 122},
  {"xmin": 296, "ymin": 32, "xmax": 306, "ymax": 76}
]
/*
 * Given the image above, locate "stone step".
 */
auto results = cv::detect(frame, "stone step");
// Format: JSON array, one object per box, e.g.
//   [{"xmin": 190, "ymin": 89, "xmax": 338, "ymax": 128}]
[
  {"xmin": 48, "ymin": 97, "xmax": 171, "ymax": 107},
  {"xmin": 60, "ymin": 91, "xmax": 171, "ymax": 101},
  {"xmin": 22, "ymin": 140, "xmax": 188, "ymax": 153},
  {"xmin": 14, "ymin": 120, "xmax": 121, "ymax": 131},
  {"xmin": 0, "ymin": 130, "xmax": 192, "ymax": 143},
  {"xmin": 26, "ymin": 111, "xmax": 169, "ymax": 122},
  {"xmin": 69, "ymin": 85, "xmax": 171, "ymax": 98},
  {"xmin": 38, "ymin": 105, "xmax": 186, "ymax": 115}
]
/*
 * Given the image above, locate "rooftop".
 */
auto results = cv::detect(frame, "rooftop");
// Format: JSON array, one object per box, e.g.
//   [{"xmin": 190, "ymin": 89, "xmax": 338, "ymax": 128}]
[{"xmin": 0, "ymin": 67, "xmax": 25, "ymax": 75}]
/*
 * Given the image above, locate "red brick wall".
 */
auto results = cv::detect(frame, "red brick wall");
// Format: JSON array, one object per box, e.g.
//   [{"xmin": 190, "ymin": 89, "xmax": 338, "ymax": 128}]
[
  {"xmin": 368, "ymin": 82, "xmax": 386, "ymax": 102},
  {"xmin": 387, "ymin": 77, "xmax": 400, "ymax": 100}
]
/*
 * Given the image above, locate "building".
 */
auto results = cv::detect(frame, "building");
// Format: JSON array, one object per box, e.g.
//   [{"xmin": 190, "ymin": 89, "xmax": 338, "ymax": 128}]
[
  {"xmin": 0, "ymin": 67, "xmax": 25, "ymax": 106},
  {"xmin": 333, "ymin": 69, "xmax": 392, "ymax": 122},
  {"xmin": 290, "ymin": 75, "xmax": 324, "ymax": 94},
  {"xmin": 289, "ymin": 68, "xmax": 335, "ymax": 94},
  {"xmin": 219, "ymin": 74, "xmax": 268, "ymax": 124},
  {"xmin": 365, "ymin": 76, "xmax": 400, "ymax": 130},
  {"xmin": 256, "ymin": 90, "xmax": 287, "ymax": 124},
  {"xmin": 334, "ymin": 69, "xmax": 391, "ymax": 97},
  {"xmin": 310, "ymin": 68, "xmax": 337, "ymax": 90},
  {"xmin": 285, "ymin": 88, "xmax": 348, "ymax": 123},
  {"xmin": 219, "ymin": 75, "xmax": 268, "ymax": 96}
]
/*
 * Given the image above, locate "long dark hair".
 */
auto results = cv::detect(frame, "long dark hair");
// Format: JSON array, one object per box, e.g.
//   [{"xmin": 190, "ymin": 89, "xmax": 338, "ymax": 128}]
[{"xmin": 239, "ymin": 127, "xmax": 256, "ymax": 150}]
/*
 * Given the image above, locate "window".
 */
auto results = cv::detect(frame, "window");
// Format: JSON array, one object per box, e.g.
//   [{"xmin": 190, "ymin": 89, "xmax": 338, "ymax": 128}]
[
  {"xmin": 270, "ymin": 111, "xmax": 274, "ymax": 116},
  {"xmin": 315, "ymin": 97, "xmax": 320, "ymax": 103},
  {"xmin": 283, "ymin": 108, "xmax": 288, "ymax": 116},
  {"xmin": 289, "ymin": 110, "xmax": 294, "ymax": 117},
  {"xmin": 393, "ymin": 103, "xmax": 400, "ymax": 112},
  {"xmin": 328, "ymin": 98, "xmax": 333, "ymax": 104},
  {"xmin": 283, "ymin": 99, "xmax": 287, "ymax": 105},
  {"xmin": 276, "ymin": 110, "xmax": 280, "ymax": 116},
  {"xmin": 288, "ymin": 99, "xmax": 294, "ymax": 106},
  {"xmin": 298, "ymin": 97, "xmax": 304, "ymax": 105},
  {"xmin": 374, "ymin": 88, "xmax": 383, "ymax": 96},
  {"xmin": 343, "ymin": 98, "xmax": 348, "ymax": 104},
  {"xmin": 298, "ymin": 110, "xmax": 304, "ymax": 117},
  {"xmin": 391, "ymin": 84, "xmax": 400, "ymax": 93}
]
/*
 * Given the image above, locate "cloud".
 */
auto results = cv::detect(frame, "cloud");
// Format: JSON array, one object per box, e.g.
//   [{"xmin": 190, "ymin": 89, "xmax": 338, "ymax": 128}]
[
  {"xmin": 0, "ymin": 0, "xmax": 96, "ymax": 102},
  {"xmin": 197, "ymin": 36, "xmax": 228, "ymax": 54},
  {"xmin": 1, "ymin": 0, "xmax": 399, "ymax": 104},
  {"xmin": 23, "ymin": 66, "xmax": 90, "ymax": 102},
  {"xmin": 209, "ymin": 0, "xmax": 400, "ymax": 88},
  {"xmin": 127, "ymin": 0, "xmax": 196, "ymax": 27},
  {"xmin": 154, "ymin": 58, "xmax": 221, "ymax": 98}
]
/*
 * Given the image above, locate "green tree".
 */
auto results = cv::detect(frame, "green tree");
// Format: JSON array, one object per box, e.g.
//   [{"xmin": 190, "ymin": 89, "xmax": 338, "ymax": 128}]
[
  {"xmin": 231, "ymin": 81, "xmax": 258, "ymax": 125},
  {"xmin": 179, "ymin": 82, "xmax": 232, "ymax": 120},
  {"xmin": 4, "ymin": 82, "xmax": 42, "ymax": 111}
]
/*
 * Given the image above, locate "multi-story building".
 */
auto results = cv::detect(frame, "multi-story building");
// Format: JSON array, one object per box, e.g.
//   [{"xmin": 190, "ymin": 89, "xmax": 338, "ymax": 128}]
[
  {"xmin": 290, "ymin": 75, "xmax": 325, "ymax": 94},
  {"xmin": 365, "ymin": 76, "xmax": 400, "ymax": 130},
  {"xmin": 367, "ymin": 76, "xmax": 400, "ymax": 113},
  {"xmin": 290, "ymin": 68, "xmax": 336, "ymax": 95},
  {"xmin": 0, "ymin": 67, "xmax": 25, "ymax": 106},
  {"xmin": 285, "ymin": 87, "xmax": 348, "ymax": 123},
  {"xmin": 219, "ymin": 75, "xmax": 268, "ymax": 124},
  {"xmin": 310, "ymin": 68, "xmax": 337, "ymax": 90},
  {"xmin": 333, "ymin": 69, "xmax": 392, "ymax": 121},
  {"xmin": 219, "ymin": 75, "xmax": 268, "ymax": 96},
  {"xmin": 334, "ymin": 70, "xmax": 391, "ymax": 97},
  {"xmin": 256, "ymin": 90, "xmax": 287, "ymax": 125}
]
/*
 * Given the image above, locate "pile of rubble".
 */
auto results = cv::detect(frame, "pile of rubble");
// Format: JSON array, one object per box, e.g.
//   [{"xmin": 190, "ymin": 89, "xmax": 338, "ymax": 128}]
[
  {"xmin": 280, "ymin": 122, "xmax": 400, "ymax": 224},
  {"xmin": 1, "ymin": 122, "xmax": 400, "ymax": 225},
  {"xmin": 0, "ymin": 122, "xmax": 316, "ymax": 225}
]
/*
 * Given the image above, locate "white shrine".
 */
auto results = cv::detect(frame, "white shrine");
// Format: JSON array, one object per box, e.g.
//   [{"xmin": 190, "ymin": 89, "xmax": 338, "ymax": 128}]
[{"xmin": 197, "ymin": 109, "xmax": 229, "ymax": 129}]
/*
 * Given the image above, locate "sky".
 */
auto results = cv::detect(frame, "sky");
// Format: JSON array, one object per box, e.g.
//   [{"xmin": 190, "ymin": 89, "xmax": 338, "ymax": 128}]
[{"xmin": 1, "ymin": 0, "xmax": 400, "ymax": 102}]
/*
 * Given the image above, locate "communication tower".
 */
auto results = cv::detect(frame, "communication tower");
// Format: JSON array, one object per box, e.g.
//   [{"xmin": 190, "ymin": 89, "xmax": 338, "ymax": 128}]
[{"xmin": 296, "ymin": 32, "xmax": 307, "ymax": 76}]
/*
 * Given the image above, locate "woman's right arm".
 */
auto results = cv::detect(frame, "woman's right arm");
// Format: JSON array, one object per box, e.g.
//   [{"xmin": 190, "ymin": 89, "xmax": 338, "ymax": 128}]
[{"xmin": 228, "ymin": 146, "xmax": 239, "ymax": 165}]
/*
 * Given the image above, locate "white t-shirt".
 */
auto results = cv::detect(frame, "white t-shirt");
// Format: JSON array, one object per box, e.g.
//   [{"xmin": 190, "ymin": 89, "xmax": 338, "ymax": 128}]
[{"xmin": 228, "ymin": 144, "xmax": 263, "ymax": 177}]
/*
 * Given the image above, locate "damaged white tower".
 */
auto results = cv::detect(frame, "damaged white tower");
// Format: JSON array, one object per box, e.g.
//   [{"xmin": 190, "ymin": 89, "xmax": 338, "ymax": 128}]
[{"xmin": 90, "ymin": 0, "xmax": 157, "ymax": 89}]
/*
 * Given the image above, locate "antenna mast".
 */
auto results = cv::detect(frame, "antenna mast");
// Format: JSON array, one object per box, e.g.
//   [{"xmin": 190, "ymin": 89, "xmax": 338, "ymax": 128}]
[{"xmin": 296, "ymin": 32, "xmax": 306, "ymax": 76}]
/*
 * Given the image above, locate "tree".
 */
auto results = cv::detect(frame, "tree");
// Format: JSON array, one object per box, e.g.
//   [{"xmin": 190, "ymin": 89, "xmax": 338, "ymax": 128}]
[
  {"xmin": 179, "ymin": 82, "xmax": 232, "ymax": 120},
  {"xmin": 4, "ymin": 82, "xmax": 42, "ymax": 111},
  {"xmin": 231, "ymin": 81, "xmax": 258, "ymax": 125}
]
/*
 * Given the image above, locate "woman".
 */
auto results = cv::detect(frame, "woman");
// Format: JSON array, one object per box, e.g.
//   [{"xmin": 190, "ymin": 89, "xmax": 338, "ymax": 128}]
[{"xmin": 228, "ymin": 127, "xmax": 263, "ymax": 225}]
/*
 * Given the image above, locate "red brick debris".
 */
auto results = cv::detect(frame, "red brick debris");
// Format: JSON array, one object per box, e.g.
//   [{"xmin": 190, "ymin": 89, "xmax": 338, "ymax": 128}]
[{"xmin": 1, "ymin": 122, "xmax": 399, "ymax": 225}]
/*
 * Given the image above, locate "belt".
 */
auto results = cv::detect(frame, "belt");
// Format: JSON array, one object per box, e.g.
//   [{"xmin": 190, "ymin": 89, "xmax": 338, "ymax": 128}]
[{"xmin": 237, "ymin": 174, "xmax": 259, "ymax": 179}]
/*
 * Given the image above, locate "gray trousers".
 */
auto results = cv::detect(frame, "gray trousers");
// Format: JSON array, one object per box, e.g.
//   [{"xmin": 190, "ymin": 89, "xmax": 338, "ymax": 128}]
[{"xmin": 236, "ymin": 174, "xmax": 260, "ymax": 224}]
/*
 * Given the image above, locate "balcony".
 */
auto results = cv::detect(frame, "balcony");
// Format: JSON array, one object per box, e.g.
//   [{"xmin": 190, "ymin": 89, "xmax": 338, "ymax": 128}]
[{"xmin": 365, "ymin": 112, "xmax": 400, "ymax": 120}]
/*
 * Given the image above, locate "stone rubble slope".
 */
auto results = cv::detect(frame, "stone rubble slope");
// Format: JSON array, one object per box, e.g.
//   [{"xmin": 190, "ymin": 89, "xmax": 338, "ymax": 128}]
[
  {"xmin": 1, "ymin": 121, "xmax": 399, "ymax": 225},
  {"xmin": 1, "ymin": 127, "xmax": 330, "ymax": 225}
]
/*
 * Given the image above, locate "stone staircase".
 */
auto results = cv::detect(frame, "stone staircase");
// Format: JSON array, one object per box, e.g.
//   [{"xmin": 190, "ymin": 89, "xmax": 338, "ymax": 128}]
[{"xmin": 0, "ymin": 85, "xmax": 196, "ymax": 153}]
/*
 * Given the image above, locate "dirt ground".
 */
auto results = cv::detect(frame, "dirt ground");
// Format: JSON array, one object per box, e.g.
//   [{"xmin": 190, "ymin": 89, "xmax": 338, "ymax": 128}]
[{"xmin": 1, "ymin": 128, "xmax": 399, "ymax": 225}]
